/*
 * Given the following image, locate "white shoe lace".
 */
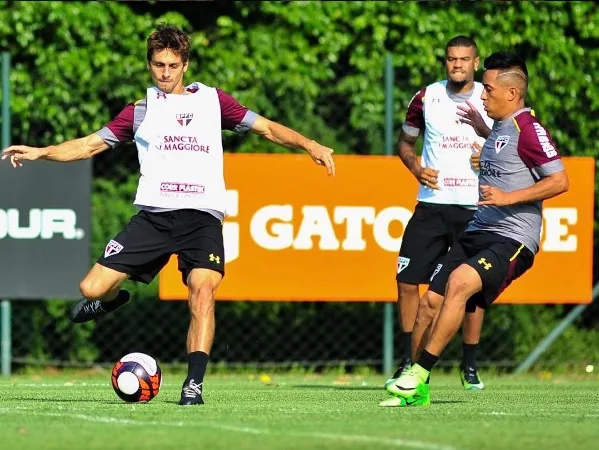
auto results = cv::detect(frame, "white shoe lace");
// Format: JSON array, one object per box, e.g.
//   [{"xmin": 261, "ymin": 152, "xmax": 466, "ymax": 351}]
[
  {"xmin": 183, "ymin": 379, "xmax": 202, "ymax": 398},
  {"xmin": 83, "ymin": 301, "xmax": 105, "ymax": 315}
]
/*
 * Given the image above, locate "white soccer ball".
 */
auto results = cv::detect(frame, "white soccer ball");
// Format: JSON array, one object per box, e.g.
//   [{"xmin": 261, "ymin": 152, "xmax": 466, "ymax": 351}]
[{"xmin": 111, "ymin": 352, "xmax": 162, "ymax": 402}]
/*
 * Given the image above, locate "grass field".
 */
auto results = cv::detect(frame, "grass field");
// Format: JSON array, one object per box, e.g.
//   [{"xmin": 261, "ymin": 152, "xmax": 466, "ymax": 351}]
[{"xmin": 1, "ymin": 370, "xmax": 598, "ymax": 450}]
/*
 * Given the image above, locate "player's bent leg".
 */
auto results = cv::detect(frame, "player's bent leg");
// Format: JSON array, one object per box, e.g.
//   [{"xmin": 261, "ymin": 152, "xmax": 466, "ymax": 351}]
[
  {"xmin": 385, "ymin": 282, "xmax": 420, "ymax": 387},
  {"xmin": 425, "ymin": 264, "xmax": 482, "ymax": 358},
  {"xmin": 179, "ymin": 268, "xmax": 223, "ymax": 406},
  {"xmin": 385, "ymin": 290, "xmax": 444, "ymax": 398},
  {"xmin": 411, "ymin": 290, "xmax": 444, "ymax": 362},
  {"xmin": 461, "ymin": 307, "xmax": 485, "ymax": 391},
  {"xmin": 390, "ymin": 265, "xmax": 482, "ymax": 401},
  {"xmin": 70, "ymin": 264, "xmax": 130, "ymax": 323},
  {"xmin": 384, "ymin": 289, "xmax": 440, "ymax": 390}
]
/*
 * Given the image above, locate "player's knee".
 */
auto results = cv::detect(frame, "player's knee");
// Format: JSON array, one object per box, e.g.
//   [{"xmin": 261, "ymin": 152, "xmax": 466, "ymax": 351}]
[
  {"xmin": 188, "ymin": 281, "xmax": 216, "ymax": 315},
  {"xmin": 79, "ymin": 278, "xmax": 107, "ymax": 301},
  {"xmin": 418, "ymin": 291, "xmax": 443, "ymax": 321},
  {"xmin": 397, "ymin": 282, "xmax": 419, "ymax": 301},
  {"xmin": 446, "ymin": 268, "xmax": 475, "ymax": 303}
]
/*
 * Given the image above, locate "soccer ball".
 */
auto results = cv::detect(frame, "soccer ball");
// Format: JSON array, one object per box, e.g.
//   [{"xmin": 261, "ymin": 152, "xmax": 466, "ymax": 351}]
[{"xmin": 111, "ymin": 352, "xmax": 162, "ymax": 403}]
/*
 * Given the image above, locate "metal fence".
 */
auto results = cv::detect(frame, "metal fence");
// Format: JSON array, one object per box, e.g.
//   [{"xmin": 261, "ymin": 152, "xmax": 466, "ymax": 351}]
[{"xmin": 9, "ymin": 294, "xmax": 599, "ymax": 373}]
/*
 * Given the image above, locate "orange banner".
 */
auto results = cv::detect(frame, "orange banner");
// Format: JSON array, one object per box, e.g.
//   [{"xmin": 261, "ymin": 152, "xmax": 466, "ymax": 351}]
[{"xmin": 159, "ymin": 155, "xmax": 595, "ymax": 303}]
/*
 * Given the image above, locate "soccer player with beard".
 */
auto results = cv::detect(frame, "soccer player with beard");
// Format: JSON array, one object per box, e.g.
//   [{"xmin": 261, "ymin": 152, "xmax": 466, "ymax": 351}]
[
  {"xmin": 382, "ymin": 36, "xmax": 494, "ymax": 406},
  {"xmin": 387, "ymin": 51, "xmax": 568, "ymax": 407}
]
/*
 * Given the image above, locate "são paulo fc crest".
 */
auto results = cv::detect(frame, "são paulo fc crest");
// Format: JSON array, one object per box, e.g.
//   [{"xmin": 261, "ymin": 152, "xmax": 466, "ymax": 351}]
[
  {"xmin": 176, "ymin": 113, "xmax": 194, "ymax": 127},
  {"xmin": 495, "ymin": 135, "xmax": 510, "ymax": 153},
  {"xmin": 104, "ymin": 240, "xmax": 123, "ymax": 258},
  {"xmin": 397, "ymin": 256, "xmax": 410, "ymax": 274}
]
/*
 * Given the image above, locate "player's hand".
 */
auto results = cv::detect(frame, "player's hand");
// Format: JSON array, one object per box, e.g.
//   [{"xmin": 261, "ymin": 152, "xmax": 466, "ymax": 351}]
[
  {"xmin": 417, "ymin": 167, "xmax": 439, "ymax": 190},
  {"xmin": 477, "ymin": 185, "xmax": 512, "ymax": 206},
  {"xmin": 1, "ymin": 145, "xmax": 44, "ymax": 168},
  {"xmin": 457, "ymin": 101, "xmax": 490, "ymax": 138},
  {"xmin": 471, "ymin": 141, "xmax": 482, "ymax": 171},
  {"xmin": 307, "ymin": 142, "xmax": 335, "ymax": 177}
]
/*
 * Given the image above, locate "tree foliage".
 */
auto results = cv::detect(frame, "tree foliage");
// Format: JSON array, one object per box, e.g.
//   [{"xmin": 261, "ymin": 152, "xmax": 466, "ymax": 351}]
[{"xmin": 2, "ymin": 1, "xmax": 598, "ymax": 157}]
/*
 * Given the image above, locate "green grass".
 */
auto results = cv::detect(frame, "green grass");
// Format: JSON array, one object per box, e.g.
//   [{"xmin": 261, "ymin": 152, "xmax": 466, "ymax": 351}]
[{"xmin": 1, "ymin": 371, "xmax": 599, "ymax": 450}]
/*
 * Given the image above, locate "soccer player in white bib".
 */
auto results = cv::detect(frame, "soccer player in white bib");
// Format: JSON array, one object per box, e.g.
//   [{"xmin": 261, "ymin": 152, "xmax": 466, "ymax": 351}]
[
  {"xmin": 386, "ymin": 51, "xmax": 568, "ymax": 407},
  {"xmin": 2, "ymin": 25, "xmax": 335, "ymax": 406},
  {"xmin": 383, "ymin": 36, "xmax": 494, "ymax": 404}
]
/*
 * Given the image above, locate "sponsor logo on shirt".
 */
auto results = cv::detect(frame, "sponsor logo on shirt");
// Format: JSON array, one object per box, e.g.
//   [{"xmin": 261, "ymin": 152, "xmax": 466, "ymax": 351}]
[
  {"xmin": 441, "ymin": 135, "xmax": 474, "ymax": 150},
  {"xmin": 160, "ymin": 182, "xmax": 205, "ymax": 198},
  {"xmin": 444, "ymin": 178, "xmax": 478, "ymax": 187},
  {"xmin": 479, "ymin": 161, "xmax": 503, "ymax": 178},
  {"xmin": 157, "ymin": 136, "xmax": 210, "ymax": 153},
  {"xmin": 533, "ymin": 123, "xmax": 558, "ymax": 158}
]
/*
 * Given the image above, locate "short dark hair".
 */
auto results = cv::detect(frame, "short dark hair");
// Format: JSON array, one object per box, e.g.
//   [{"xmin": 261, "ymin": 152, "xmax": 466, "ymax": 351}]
[
  {"xmin": 445, "ymin": 35, "xmax": 478, "ymax": 56},
  {"xmin": 484, "ymin": 51, "xmax": 529, "ymax": 94},
  {"xmin": 146, "ymin": 24, "xmax": 191, "ymax": 63},
  {"xmin": 483, "ymin": 51, "xmax": 528, "ymax": 78}
]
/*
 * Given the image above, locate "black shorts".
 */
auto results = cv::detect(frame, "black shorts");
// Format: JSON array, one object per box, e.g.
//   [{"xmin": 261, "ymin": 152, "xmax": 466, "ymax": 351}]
[
  {"xmin": 97, "ymin": 209, "xmax": 224, "ymax": 285},
  {"xmin": 396, "ymin": 202, "xmax": 475, "ymax": 284},
  {"xmin": 428, "ymin": 231, "xmax": 535, "ymax": 312}
]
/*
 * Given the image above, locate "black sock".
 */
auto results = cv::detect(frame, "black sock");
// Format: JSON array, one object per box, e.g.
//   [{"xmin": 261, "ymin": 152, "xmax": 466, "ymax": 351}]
[
  {"xmin": 462, "ymin": 343, "xmax": 478, "ymax": 368},
  {"xmin": 99, "ymin": 290, "xmax": 130, "ymax": 311},
  {"xmin": 186, "ymin": 351, "xmax": 209, "ymax": 385},
  {"xmin": 402, "ymin": 331, "xmax": 412, "ymax": 361},
  {"xmin": 417, "ymin": 350, "xmax": 439, "ymax": 372}
]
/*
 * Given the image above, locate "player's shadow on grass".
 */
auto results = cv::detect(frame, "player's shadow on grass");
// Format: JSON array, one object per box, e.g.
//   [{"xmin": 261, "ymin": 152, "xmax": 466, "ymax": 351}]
[
  {"xmin": 430, "ymin": 399, "xmax": 466, "ymax": 405},
  {"xmin": 292, "ymin": 384, "xmax": 382, "ymax": 391},
  {"xmin": 8, "ymin": 397, "xmax": 133, "ymax": 404}
]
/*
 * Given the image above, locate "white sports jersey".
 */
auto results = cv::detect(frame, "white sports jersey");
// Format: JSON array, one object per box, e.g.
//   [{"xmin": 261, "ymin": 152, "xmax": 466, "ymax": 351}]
[
  {"xmin": 403, "ymin": 80, "xmax": 494, "ymax": 207},
  {"xmin": 133, "ymin": 83, "xmax": 227, "ymax": 215}
]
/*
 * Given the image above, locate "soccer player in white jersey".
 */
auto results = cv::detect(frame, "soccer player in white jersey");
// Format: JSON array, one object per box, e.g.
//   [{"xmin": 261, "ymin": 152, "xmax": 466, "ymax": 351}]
[
  {"xmin": 383, "ymin": 36, "xmax": 494, "ymax": 405},
  {"xmin": 386, "ymin": 51, "xmax": 569, "ymax": 407},
  {"xmin": 2, "ymin": 25, "xmax": 335, "ymax": 406}
]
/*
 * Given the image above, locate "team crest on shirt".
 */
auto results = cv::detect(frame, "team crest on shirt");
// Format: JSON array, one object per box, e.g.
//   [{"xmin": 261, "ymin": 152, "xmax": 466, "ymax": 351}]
[
  {"xmin": 176, "ymin": 113, "xmax": 194, "ymax": 127},
  {"xmin": 495, "ymin": 135, "xmax": 510, "ymax": 153}
]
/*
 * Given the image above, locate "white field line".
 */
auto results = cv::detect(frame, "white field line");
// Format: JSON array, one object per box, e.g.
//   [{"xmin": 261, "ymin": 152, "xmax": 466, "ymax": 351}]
[
  {"xmin": 0, "ymin": 407, "xmax": 457, "ymax": 450},
  {"xmin": 484, "ymin": 411, "xmax": 599, "ymax": 419}
]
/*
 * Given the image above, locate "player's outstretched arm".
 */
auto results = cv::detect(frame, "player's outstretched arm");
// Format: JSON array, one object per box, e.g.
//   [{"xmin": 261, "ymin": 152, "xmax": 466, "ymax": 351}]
[
  {"xmin": 2, "ymin": 132, "xmax": 110, "ymax": 168},
  {"xmin": 250, "ymin": 115, "xmax": 335, "ymax": 177}
]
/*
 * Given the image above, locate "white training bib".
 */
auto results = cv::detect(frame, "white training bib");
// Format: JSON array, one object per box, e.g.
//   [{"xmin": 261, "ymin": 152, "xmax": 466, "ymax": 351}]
[
  {"xmin": 132, "ymin": 82, "xmax": 227, "ymax": 215},
  {"xmin": 418, "ymin": 80, "xmax": 492, "ymax": 207}
]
